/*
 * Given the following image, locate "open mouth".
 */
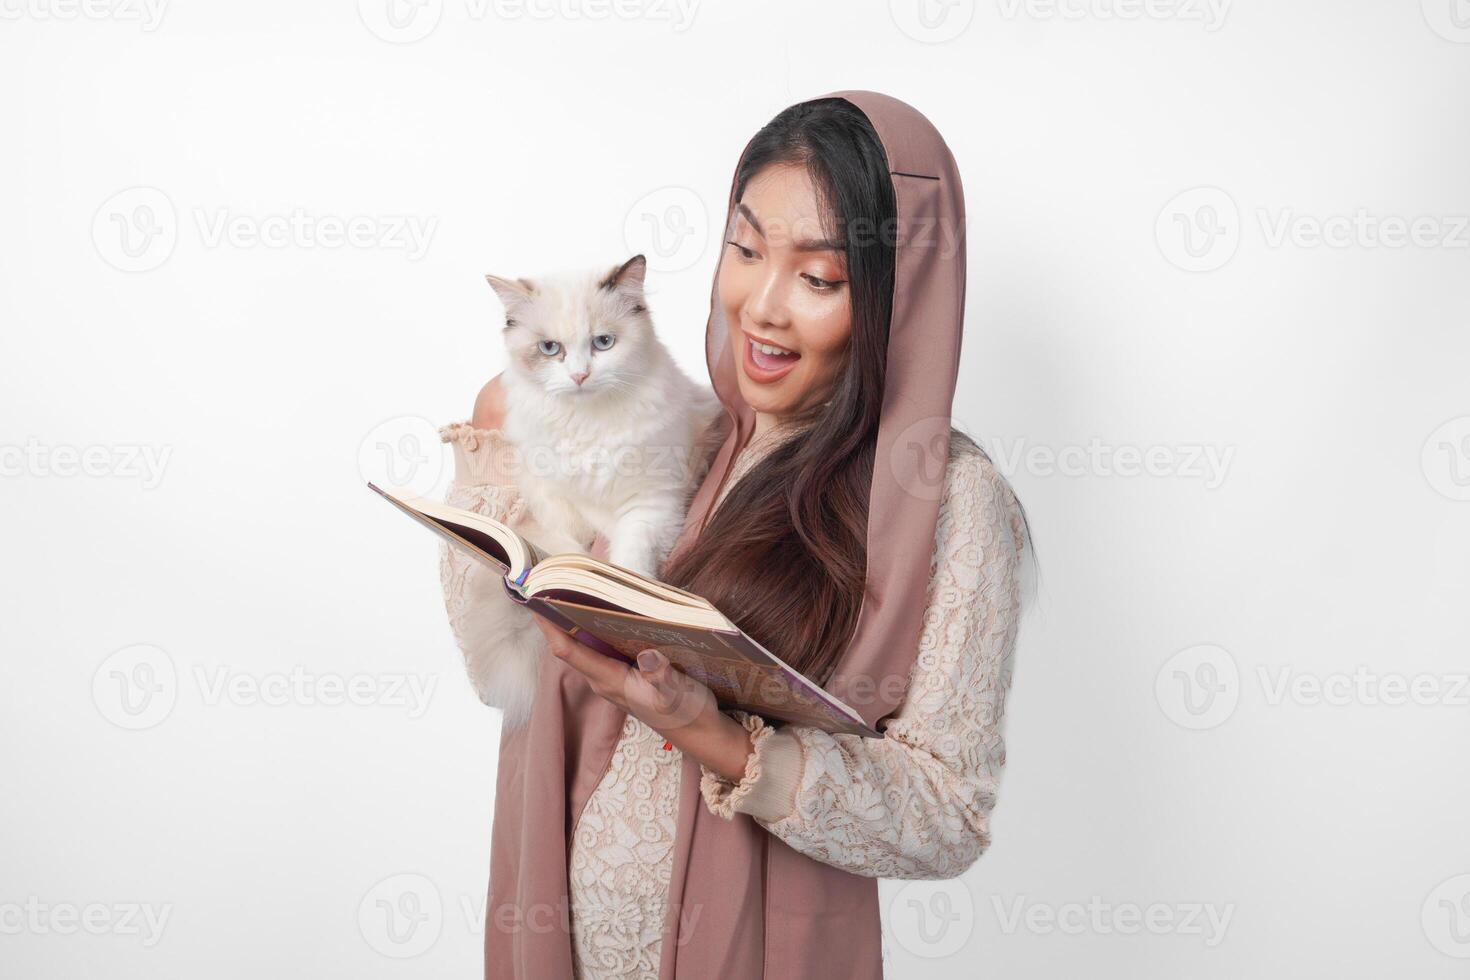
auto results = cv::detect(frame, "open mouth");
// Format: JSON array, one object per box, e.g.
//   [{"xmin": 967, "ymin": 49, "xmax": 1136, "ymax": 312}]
[
  {"xmin": 740, "ymin": 331, "xmax": 802, "ymax": 383},
  {"xmin": 749, "ymin": 338, "xmax": 799, "ymax": 370}
]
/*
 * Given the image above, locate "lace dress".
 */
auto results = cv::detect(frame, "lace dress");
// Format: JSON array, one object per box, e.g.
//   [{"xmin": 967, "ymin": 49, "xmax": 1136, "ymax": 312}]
[{"xmin": 437, "ymin": 422, "xmax": 1028, "ymax": 980}]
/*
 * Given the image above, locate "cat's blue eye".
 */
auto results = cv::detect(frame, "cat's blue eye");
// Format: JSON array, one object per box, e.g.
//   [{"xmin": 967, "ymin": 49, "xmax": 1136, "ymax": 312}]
[
  {"xmin": 592, "ymin": 334, "xmax": 615, "ymax": 351},
  {"xmin": 538, "ymin": 340, "xmax": 561, "ymax": 356}
]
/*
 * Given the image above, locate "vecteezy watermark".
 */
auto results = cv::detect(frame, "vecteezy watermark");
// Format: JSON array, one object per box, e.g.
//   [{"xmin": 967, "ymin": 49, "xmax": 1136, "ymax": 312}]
[
  {"xmin": 1256, "ymin": 208, "xmax": 1470, "ymax": 251},
  {"xmin": 1421, "ymin": 0, "xmax": 1470, "ymax": 43},
  {"xmin": 0, "ymin": 439, "xmax": 172, "ymax": 489},
  {"xmin": 887, "ymin": 880, "xmax": 976, "ymax": 959},
  {"xmin": 885, "ymin": 421, "xmax": 1237, "ymax": 502},
  {"xmin": 1257, "ymin": 666, "xmax": 1470, "ymax": 709},
  {"xmin": 1155, "ymin": 643, "xmax": 1240, "ymax": 731},
  {"xmin": 359, "ymin": 874, "xmax": 443, "ymax": 958},
  {"xmin": 357, "ymin": 0, "xmax": 444, "ymax": 43},
  {"xmin": 0, "ymin": 898, "xmax": 173, "ymax": 947},
  {"xmin": 360, "ymin": 872, "xmax": 703, "ymax": 957},
  {"xmin": 1423, "ymin": 874, "xmax": 1470, "ymax": 958},
  {"xmin": 1157, "ymin": 645, "xmax": 1470, "ymax": 730},
  {"xmin": 93, "ymin": 644, "xmax": 179, "ymax": 731},
  {"xmin": 1157, "ymin": 186, "xmax": 1470, "ymax": 271},
  {"xmin": 1422, "ymin": 416, "xmax": 1470, "ymax": 502},
  {"xmin": 992, "ymin": 896, "xmax": 1236, "ymax": 947},
  {"xmin": 889, "ymin": 0, "xmax": 977, "ymax": 44},
  {"xmin": 193, "ymin": 666, "xmax": 438, "ymax": 718},
  {"xmin": 357, "ymin": 0, "xmax": 699, "ymax": 44},
  {"xmin": 0, "ymin": 0, "xmax": 168, "ymax": 30},
  {"xmin": 624, "ymin": 186, "xmax": 711, "ymax": 274},
  {"xmin": 995, "ymin": 0, "xmax": 1231, "ymax": 30},
  {"xmin": 92, "ymin": 187, "xmax": 178, "ymax": 273},
  {"xmin": 1155, "ymin": 186, "xmax": 1241, "ymax": 272},
  {"xmin": 92, "ymin": 187, "xmax": 437, "ymax": 272},
  {"xmin": 193, "ymin": 208, "xmax": 436, "ymax": 260},
  {"xmin": 358, "ymin": 416, "xmax": 449, "ymax": 498},
  {"xmin": 983, "ymin": 436, "xmax": 1235, "ymax": 489},
  {"xmin": 92, "ymin": 645, "xmax": 439, "ymax": 730}
]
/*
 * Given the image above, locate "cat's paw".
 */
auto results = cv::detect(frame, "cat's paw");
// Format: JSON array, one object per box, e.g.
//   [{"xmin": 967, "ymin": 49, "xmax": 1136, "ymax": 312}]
[{"xmin": 608, "ymin": 543, "xmax": 659, "ymax": 579}]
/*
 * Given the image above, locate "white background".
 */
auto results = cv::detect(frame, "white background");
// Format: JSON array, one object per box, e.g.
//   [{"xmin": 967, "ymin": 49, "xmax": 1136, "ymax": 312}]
[{"xmin": 3, "ymin": 1, "xmax": 1469, "ymax": 977}]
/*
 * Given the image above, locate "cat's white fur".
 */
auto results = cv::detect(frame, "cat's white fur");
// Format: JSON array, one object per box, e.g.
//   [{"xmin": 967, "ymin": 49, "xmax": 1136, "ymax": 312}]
[{"xmin": 450, "ymin": 255, "xmax": 724, "ymax": 728}]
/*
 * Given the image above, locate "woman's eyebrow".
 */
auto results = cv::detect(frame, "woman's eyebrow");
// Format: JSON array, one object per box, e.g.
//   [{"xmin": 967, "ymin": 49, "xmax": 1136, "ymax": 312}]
[
  {"xmin": 736, "ymin": 203, "xmax": 843, "ymax": 252},
  {"xmin": 736, "ymin": 203, "xmax": 766, "ymax": 238}
]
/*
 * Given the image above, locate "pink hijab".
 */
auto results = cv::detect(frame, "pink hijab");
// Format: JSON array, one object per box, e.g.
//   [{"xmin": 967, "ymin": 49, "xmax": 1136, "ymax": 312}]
[{"xmin": 485, "ymin": 90, "xmax": 967, "ymax": 978}]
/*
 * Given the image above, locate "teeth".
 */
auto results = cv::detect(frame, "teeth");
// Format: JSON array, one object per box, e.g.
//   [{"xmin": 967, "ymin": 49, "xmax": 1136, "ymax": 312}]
[{"xmin": 751, "ymin": 340, "xmax": 795, "ymax": 356}]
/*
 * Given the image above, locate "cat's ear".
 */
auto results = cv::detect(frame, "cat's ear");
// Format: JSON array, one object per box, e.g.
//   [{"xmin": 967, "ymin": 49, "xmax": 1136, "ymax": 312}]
[
  {"xmin": 599, "ymin": 254, "xmax": 647, "ymax": 296},
  {"xmin": 485, "ymin": 274, "xmax": 536, "ymax": 328}
]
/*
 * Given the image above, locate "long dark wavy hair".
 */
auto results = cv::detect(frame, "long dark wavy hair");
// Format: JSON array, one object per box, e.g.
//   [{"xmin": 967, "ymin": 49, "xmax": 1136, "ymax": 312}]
[{"xmin": 660, "ymin": 97, "xmax": 904, "ymax": 686}]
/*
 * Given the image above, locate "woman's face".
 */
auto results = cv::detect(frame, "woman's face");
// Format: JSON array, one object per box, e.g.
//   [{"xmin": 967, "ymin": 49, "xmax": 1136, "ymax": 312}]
[{"xmin": 719, "ymin": 162, "xmax": 852, "ymax": 420}]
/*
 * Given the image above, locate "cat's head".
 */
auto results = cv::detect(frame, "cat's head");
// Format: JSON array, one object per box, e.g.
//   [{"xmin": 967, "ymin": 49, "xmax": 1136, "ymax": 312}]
[{"xmin": 487, "ymin": 255, "xmax": 656, "ymax": 398}]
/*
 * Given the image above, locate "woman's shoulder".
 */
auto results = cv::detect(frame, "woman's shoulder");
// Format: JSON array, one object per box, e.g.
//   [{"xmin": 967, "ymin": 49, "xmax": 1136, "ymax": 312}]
[{"xmin": 940, "ymin": 430, "xmax": 1028, "ymax": 555}]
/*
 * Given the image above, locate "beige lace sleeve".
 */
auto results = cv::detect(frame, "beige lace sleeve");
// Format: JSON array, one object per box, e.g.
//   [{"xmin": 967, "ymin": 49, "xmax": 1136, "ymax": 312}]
[
  {"xmin": 437, "ymin": 422, "xmax": 547, "ymax": 728},
  {"xmin": 700, "ymin": 446, "xmax": 1027, "ymax": 880}
]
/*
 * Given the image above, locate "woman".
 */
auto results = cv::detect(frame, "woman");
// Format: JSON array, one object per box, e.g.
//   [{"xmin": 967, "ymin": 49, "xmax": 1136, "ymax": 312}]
[{"xmin": 438, "ymin": 90, "xmax": 1032, "ymax": 979}]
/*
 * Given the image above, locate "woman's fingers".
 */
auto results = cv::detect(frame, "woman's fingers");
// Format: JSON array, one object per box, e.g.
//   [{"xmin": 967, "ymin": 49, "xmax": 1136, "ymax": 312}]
[
  {"xmin": 472, "ymin": 374, "xmax": 508, "ymax": 429},
  {"xmin": 633, "ymin": 650, "xmax": 712, "ymax": 731},
  {"xmin": 536, "ymin": 617, "xmax": 632, "ymax": 700},
  {"xmin": 536, "ymin": 619, "xmax": 718, "ymax": 731}
]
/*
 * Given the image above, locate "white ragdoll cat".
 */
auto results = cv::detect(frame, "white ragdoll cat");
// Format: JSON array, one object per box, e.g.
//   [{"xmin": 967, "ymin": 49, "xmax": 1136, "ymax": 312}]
[{"xmin": 447, "ymin": 254, "xmax": 724, "ymax": 728}]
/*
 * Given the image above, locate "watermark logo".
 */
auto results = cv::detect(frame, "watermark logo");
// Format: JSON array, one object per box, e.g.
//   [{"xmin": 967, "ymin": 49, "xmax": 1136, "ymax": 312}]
[
  {"xmin": 890, "ymin": 0, "xmax": 975, "ymax": 43},
  {"xmin": 0, "ymin": 439, "xmax": 172, "ymax": 489},
  {"xmin": 1257, "ymin": 208, "xmax": 1469, "ymax": 250},
  {"xmin": 1421, "ymin": 0, "xmax": 1470, "ymax": 43},
  {"xmin": 1422, "ymin": 416, "xmax": 1470, "ymax": 501},
  {"xmin": 92, "ymin": 187, "xmax": 177, "ymax": 273},
  {"xmin": 193, "ymin": 208, "xmax": 436, "ymax": 259},
  {"xmin": 92, "ymin": 645, "xmax": 438, "ymax": 727},
  {"xmin": 888, "ymin": 416, "xmax": 953, "ymax": 503},
  {"xmin": 1422, "ymin": 874, "xmax": 1470, "ymax": 958},
  {"xmin": 1159, "ymin": 187, "xmax": 1470, "ymax": 270},
  {"xmin": 1158, "ymin": 652, "xmax": 1470, "ymax": 727},
  {"xmin": 359, "ymin": 416, "xmax": 448, "ymax": 498},
  {"xmin": 995, "ymin": 0, "xmax": 1231, "ymax": 30},
  {"xmin": 92, "ymin": 188, "xmax": 437, "ymax": 271},
  {"xmin": 887, "ymin": 425, "xmax": 1238, "ymax": 499},
  {"xmin": 1155, "ymin": 643, "xmax": 1239, "ymax": 730},
  {"xmin": 622, "ymin": 650, "xmax": 713, "ymax": 733},
  {"xmin": 92, "ymin": 644, "xmax": 178, "ymax": 731},
  {"xmin": 0, "ymin": 0, "xmax": 168, "ymax": 30},
  {"xmin": 1156, "ymin": 186, "xmax": 1240, "ymax": 272},
  {"xmin": 993, "ymin": 895, "xmax": 1235, "ymax": 946},
  {"xmin": 358, "ymin": 0, "xmax": 699, "ymax": 43},
  {"xmin": 984, "ymin": 436, "xmax": 1235, "ymax": 489},
  {"xmin": 358, "ymin": 0, "xmax": 443, "ymax": 43},
  {"xmin": 0, "ymin": 898, "xmax": 173, "ymax": 947},
  {"xmin": 888, "ymin": 880, "xmax": 975, "ymax": 958},
  {"xmin": 193, "ymin": 666, "xmax": 438, "ymax": 718},
  {"xmin": 358, "ymin": 873, "xmax": 443, "ymax": 957},
  {"xmin": 624, "ymin": 186, "xmax": 709, "ymax": 273}
]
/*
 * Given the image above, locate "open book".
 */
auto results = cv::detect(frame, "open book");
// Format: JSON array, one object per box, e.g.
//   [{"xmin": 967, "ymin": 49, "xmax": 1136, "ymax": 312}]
[{"xmin": 369, "ymin": 483, "xmax": 880, "ymax": 738}]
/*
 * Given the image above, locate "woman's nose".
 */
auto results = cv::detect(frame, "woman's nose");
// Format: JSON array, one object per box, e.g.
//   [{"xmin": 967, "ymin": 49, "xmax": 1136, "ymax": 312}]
[{"xmin": 745, "ymin": 268, "xmax": 791, "ymax": 329}]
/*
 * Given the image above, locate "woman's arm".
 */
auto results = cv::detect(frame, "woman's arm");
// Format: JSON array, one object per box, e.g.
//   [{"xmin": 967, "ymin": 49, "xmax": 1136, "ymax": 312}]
[
  {"xmin": 699, "ymin": 448, "xmax": 1027, "ymax": 880},
  {"xmin": 437, "ymin": 375, "xmax": 549, "ymax": 727}
]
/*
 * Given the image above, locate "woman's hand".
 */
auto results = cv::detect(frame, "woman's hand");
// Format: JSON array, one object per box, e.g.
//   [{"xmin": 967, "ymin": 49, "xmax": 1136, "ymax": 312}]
[
  {"xmin": 472, "ymin": 373, "xmax": 508, "ymax": 430},
  {"xmin": 531, "ymin": 615, "xmax": 755, "ymax": 782}
]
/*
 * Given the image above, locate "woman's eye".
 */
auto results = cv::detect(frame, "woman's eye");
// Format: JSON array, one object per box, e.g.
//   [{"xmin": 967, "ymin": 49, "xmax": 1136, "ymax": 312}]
[
  {"xmin": 803, "ymin": 273, "xmax": 842, "ymax": 291},
  {"xmin": 726, "ymin": 241, "xmax": 757, "ymax": 261},
  {"xmin": 537, "ymin": 340, "xmax": 561, "ymax": 356},
  {"xmin": 592, "ymin": 334, "xmax": 615, "ymax": 351}
]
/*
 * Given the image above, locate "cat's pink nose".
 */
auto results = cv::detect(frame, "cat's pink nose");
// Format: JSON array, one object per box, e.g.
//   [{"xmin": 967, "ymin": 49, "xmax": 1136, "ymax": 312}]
[{"xmin": 571, "ymin": 371, "xmax": 590, "ymax": 386}]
